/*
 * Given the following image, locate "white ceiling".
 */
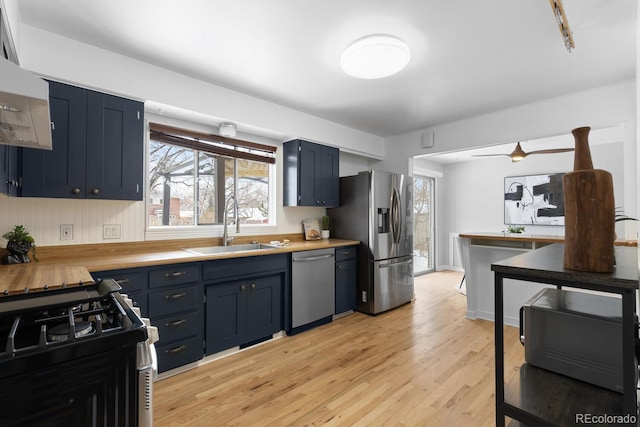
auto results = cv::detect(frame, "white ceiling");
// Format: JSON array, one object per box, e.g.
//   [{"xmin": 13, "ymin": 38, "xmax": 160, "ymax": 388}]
[{"xmin": 15, "ymin": 0, "xmax": 637, "ymax": 138}]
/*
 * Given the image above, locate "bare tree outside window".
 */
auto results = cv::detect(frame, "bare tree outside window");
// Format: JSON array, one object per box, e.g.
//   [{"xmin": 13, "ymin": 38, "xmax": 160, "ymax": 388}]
[{"xmin": 148, "ymin": 138, "xmax": 270, "ymax": 227}]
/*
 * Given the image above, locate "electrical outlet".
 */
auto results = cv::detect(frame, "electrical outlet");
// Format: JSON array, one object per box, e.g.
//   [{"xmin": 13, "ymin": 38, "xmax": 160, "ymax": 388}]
[
  {"xmin": 103, "ymin": 224, "xmax": 121, "ymax": 239},
  {"xmin": 60, "ymin": 224, "xmax": 74, "ymax": 241}
]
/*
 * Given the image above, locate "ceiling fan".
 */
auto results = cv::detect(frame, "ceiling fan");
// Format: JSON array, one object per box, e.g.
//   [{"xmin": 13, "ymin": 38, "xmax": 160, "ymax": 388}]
[{"xmin": 473, "ymin": 142, "xmax": 574, "ymax": 163}]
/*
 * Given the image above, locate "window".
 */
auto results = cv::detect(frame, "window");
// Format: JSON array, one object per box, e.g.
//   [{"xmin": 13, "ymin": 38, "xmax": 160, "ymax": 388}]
[{"xmin": 148, "ymin": 123, "xmax": 275, "ymax": 228}]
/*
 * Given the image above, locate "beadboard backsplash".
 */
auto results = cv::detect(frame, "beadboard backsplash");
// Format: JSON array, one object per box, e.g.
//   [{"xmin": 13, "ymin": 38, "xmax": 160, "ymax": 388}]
[{"xmin": 0, "ymin": 194, "xmax": 327, "ymax": 247}]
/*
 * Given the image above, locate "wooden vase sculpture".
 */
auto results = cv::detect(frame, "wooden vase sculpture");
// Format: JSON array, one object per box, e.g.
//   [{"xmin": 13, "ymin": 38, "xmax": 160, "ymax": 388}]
[{"xmin": 563, "ymin": 126, "xmax": 615, "ymax": 273}]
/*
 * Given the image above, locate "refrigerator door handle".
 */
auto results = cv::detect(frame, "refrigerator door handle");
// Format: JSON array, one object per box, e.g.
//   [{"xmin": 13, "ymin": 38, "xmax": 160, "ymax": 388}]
[
  {"xmin": 391, "ymin": 187, "xmax": 402, "ymax": 244},
  {"xmin": 378, "ymin": 258, "xmax": 413, "ymax": 268}
]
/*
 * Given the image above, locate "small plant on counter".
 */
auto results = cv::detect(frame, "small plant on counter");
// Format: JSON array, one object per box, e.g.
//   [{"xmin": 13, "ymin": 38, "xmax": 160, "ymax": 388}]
[
  {"xmin": 2, "ymin": 225, "xmax": 37, "ymax": 264},
  {"xmin": 321, "ymin": 215, "xmax": 330, "ymax": 230},
  {"xmin": 506, "ymin": 225, "xmax": 525, "ymax": 234},
  {"xmin": 321, "ymin": 215, "xmax": 330, "ymax": 239}
]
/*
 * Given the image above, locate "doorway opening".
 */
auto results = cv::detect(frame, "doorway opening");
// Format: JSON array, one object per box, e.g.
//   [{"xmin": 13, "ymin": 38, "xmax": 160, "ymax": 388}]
[{"xmin": 413, "ymin": 174, "xmax": 435, "ymax": 275}]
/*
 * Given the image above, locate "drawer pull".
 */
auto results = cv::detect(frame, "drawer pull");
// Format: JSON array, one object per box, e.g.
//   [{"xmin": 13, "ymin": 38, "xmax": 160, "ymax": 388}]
[
  {"xmin": 341, "ymin": 250, "xmax": 350, "ymax": 255},
  {"xmin": 337, "ymin": 265, "xmax": 343, "ymax": 270},
  {"xmin": 165, "ymin": 345, "xmax": 186, "ymax": 354},
  {"xmin": 251, "ymin": 283, "xmax": 256, "ymax": 290},
  {"xmin": 165, "ymin": 292, "xmax": 187, "ymax": 300},
  {"xmin": 165, "ymin": 271, "xmax": 187, "ymax": 278},
  {"xmin": 240, "ymin": 284, "xmax": 246, "ymax": 291},
  {"xmin": 115, "ymin": 279, "xmax": 130, "ymax": 285},
  {"xmin": 166, "ymin": 319, "xmax": 187, "ymax": 328}
]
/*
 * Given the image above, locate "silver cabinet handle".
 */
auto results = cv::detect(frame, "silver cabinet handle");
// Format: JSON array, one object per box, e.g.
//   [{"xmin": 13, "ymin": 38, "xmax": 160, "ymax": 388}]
[
  {"xmin": 165, "ymin": 271, "xmax": 186, "ymax": 278},
  {"xmin": 293, "ymin": 254, "xmax": 335, "ymax": 262},
  {"xmin": 91, "ymin": 188, "xmax": 99, "ymax": 195},
  {"xmin": 165, "ymin": 292, "xmax": 187, "ymax": 300},
  {"xmin": 115, "ymin": 279, "xmax": 130, "ymax": 285},
  {"xmin": 165, "ymin": 345, "xmax": 186, "ymax": 354},
  {"xmin": 251, "ymin": 283, "xmax": 256, "ymax": 290},
  {"xmin": 166, "ymin": 319, "xmax": 187, "ymax": 328},
  {"xmin": 240, "ymin": 284, "xmax": 246, "ymax": 291},
  {"xmin": 73, "ymin": 188, "xmax": 81, "ymax": 194}
]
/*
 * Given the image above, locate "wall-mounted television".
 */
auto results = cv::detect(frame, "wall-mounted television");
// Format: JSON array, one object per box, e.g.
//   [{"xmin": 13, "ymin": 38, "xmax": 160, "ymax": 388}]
[{"xmin": 504, "ymin": 173, "xmax": 565, "ymax": 226}]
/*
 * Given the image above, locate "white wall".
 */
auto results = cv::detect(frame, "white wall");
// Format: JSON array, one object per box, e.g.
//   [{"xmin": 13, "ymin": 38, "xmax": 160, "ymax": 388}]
[
  {"xmin": 441, "ymin": 142, "xmax": 626, "ymax": 269},
  {"xmin": 394, "ymin": 82, "xmax": 637, "ymax": 271}
]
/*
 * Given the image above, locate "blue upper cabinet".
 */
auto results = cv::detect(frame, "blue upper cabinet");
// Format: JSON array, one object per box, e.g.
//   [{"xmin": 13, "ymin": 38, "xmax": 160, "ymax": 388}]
[
  {"xmin": 86, "ymin": 90, "xmax": 144, "ymax": 200},
  {"xmin": 20, "ymin": 80, "xmax": 144, "ymax": 200},
  {"xmin": 283, "ymin": 139, "xmax": 339, "ymax": 207}
]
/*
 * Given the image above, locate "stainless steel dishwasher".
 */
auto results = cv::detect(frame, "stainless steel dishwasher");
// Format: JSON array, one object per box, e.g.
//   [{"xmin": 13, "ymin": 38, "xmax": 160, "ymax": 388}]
[{"xmin": 291, "ymin": 248, "xmax": 335, "ymax": 333}]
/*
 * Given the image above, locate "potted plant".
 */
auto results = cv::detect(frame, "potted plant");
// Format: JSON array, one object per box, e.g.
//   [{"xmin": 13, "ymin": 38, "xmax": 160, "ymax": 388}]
[
  {"xmin": 321, "ymin": 215, "xmax": 330, "ymax": 239},
  {"xmin": 2, "ymin": 225, "xmax": 37, "ymax": 264}
]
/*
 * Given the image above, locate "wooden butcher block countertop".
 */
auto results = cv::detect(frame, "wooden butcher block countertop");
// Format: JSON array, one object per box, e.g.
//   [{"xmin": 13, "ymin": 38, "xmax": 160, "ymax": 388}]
[
  {"xmin": 0, "ymin": 234, "xmax": 359, "ymax": 295},
  {"xmin": 458, "ymin": 232, "xmax": 637, "ymax": 246}
]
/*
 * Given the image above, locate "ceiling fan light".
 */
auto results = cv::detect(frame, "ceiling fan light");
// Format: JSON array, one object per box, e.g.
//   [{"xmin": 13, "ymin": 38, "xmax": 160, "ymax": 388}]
[{"xmin": 341, "ymin": 35, "xmax": 411, "ymax": 79}]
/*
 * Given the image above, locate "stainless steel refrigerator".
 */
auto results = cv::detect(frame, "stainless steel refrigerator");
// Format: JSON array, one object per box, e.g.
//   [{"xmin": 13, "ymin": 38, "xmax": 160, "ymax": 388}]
[{"xmin": 328, "ymin": 170, "xmax": 414, "ymax": 314}]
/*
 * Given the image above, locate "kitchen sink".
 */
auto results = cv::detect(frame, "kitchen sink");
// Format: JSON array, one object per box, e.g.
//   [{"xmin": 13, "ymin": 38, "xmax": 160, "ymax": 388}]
[{"xmin": 183, "ymin": 243, "xmax": 278, "ymax": 255}]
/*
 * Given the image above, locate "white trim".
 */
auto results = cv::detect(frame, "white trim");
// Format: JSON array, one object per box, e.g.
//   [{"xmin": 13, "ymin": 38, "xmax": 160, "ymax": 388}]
[{"xmin": 413, "ymin": 166, "xmax": 443, "ymax": 178}]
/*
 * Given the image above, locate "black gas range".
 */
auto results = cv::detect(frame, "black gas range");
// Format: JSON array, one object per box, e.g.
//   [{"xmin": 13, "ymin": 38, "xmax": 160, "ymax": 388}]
[{"xmin": 0, "ymin": 278, "xmax": 155, "ymax": 427}]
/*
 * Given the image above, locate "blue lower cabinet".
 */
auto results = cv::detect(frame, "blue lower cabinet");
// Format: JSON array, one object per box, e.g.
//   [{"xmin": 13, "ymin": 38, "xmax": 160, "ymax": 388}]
[
  {"xmin": 335, "ymin": 246, "xmax": 357, "ymax": 315},
  {"xmin": 206, "ymin": 273, "xmax": 283, "ymax": 355},
  {"xmin": 156, "ymin": 336, "xmax": 203, "ymax": 373}
]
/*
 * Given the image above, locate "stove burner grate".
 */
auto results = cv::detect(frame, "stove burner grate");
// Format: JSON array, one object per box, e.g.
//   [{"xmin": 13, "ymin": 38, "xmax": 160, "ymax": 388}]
[{"xmin": 47, "ymin": 320, "xmax": 94, "ymax": 342}]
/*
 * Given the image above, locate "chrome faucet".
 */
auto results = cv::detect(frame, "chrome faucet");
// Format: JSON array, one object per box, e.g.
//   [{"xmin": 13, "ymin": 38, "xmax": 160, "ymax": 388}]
[{"xmin": 222, "ymin": 196, "xmax": 240, "ymax": 246}]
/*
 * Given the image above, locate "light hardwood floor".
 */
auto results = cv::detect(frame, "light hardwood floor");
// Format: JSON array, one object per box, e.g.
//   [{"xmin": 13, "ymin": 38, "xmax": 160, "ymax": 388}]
[{"xmin": 154, "ymin": 271, "xmax": 524, "ymax": 426}]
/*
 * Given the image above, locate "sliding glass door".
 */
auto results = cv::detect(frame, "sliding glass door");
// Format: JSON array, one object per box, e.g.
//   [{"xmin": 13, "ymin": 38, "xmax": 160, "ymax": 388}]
[{"xmin": 413, "ymin": 175, "xmax": 435, "ymax": 275}]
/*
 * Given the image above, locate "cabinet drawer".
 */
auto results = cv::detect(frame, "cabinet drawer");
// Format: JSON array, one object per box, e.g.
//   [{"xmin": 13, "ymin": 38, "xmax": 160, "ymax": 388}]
[
  {"xmin": 335, "ymin": 246, "xmax": 356, "ymax": 261},
  {"xmin": 156, "ymin": 336, "xmax": 202, "ymax": 373},
  {"xmin": 149, "ymin": 285, "xmax": 199, "ymax": 318},
  {"xmin": 203, "ymin": 254, "xmax": 287, "ymax": 282},
  {"xmin": 92, "ymin": 270, "xmax": 148, "ymax": 293},
  {"xmin": 149, "ymin": 265, "xmax": 199, "ymax": 288},
  {"xmin": 155, "ymin": 311, "xmax": 200, "ymax": 345}
]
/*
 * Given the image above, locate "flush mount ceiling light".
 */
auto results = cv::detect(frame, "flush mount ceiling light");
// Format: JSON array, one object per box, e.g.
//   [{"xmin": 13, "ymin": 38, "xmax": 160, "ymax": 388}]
[
  {"xmin": 340, "ymin": 35, "xmax": 411, "ymax": 79},
  {"xmin": 219, "ymin": 122, "xmax": 237, "ymax": 138}
]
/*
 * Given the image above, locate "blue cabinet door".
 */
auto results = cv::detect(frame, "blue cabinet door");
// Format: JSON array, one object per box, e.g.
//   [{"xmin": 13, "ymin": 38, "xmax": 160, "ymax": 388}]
[
  {"xmin": 335, "ymin": 259, "xmax": 357, "ymax": 314},
  {"xmin": 317, "ymin": 144, "xmax": 339, "ymax": 207},
  {"xmin": 245, "ymin": 274, "xmax": 282, "ymax": 344},
  {"xmin": 86, "ymin": 91, "xmax": 143, "ymax": 200},
  {"xmin": 206, "ymin": 282, "xmax": 244, "ymax": 354},
  {"xmin": 20, "ymin": 81, "xmax": 87, "ymax": 198}
]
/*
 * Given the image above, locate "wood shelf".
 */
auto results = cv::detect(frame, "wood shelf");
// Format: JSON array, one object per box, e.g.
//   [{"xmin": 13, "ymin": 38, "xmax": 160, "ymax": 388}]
[{"xmin": 504, "ymin": 363, "xmax": 624, "ymax": 425}]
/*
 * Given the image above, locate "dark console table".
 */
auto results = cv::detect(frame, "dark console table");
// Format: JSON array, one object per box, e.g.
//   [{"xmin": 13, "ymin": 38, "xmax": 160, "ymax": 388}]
[{"xmin": 492, "ymin": 243, "xmax": 638, "ymax": 426}]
